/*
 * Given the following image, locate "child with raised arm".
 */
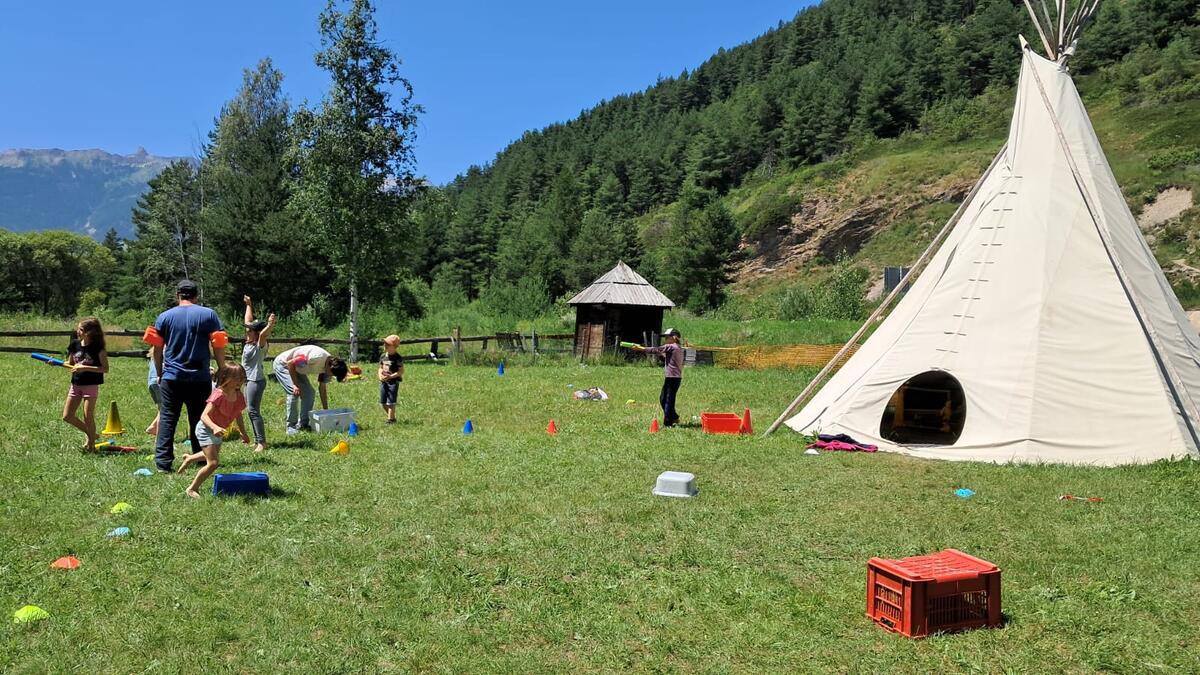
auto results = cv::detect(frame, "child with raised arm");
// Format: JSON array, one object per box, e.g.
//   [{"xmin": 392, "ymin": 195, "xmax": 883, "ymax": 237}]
[
  {"xmin": 241, "ymin": 295, "xmax": 276, "ymax": 452},
  {"xmin": 632, "ymin": 327, "xmax": 684, "ymax": 427},
  {"xmin": 60, "ymin": 317, "xmax": 109, "ymax": 452},
  {"xmin": 378, "ymin": 334, "xmax": 404, "ymax": 423},
  {"xmin": 178, "ymin": 363, "xmax": 249, "ymax": 498}
]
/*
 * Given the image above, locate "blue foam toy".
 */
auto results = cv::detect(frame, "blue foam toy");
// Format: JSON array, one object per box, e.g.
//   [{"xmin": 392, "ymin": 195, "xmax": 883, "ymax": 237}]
[
  {"xmin": 348, "ymin": 421, "xmax": 358, "ymax": 437},
  {"xmin": 212, "ymin": 472, "xmax": 270, "ymax": 497},
  {"xmin": 463, "ymin": 419, "xmax": 474, "ymax": 434},
  {"xmin": 107, "ymin": 527, "xmax": 130, "ymax": 537},
  {"xmin": 133, "ymin": 468, "xmax": 153, "ymax": 477},
  {"xmin": 497, "ymin": 362, "xmax": 505, "ymax": 376},
  {"xmin": 954, "ymin": 488, "xmax": 975, "ymax": 498}
]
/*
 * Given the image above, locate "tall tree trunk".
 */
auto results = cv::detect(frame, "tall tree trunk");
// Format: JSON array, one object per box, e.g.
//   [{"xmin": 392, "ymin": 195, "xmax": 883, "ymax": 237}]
[{"xmin": 349, "ymin": 279, "xmax": 360, "ymax": 363}]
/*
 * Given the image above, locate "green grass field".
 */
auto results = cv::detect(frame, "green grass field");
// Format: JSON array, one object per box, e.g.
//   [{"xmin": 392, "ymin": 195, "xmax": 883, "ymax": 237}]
[{"xmin": 2, "ymin": 353, "xmax": 1199, "ymax": 672}]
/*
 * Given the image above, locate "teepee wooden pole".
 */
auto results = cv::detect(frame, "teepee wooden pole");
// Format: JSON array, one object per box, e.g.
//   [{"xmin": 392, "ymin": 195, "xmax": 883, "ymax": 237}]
[
  {"xmin": 764, "ymin": 145, "xmax": 1009, "ymax": 436},
  {"xmin": 1024, "ymin": 0, "xmax": 1057, "ymax": 60}
]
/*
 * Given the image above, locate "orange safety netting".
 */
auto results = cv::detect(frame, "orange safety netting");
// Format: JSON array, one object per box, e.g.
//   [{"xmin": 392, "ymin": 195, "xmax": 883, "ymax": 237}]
[{"xmin": 690, "ymin": 343, "xmax": 859, "ymax": 370}]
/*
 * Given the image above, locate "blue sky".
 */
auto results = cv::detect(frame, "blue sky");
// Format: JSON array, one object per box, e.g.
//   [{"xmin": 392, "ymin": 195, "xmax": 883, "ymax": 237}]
[{"xmin": 0, "ymin": 1, "xmax": 817, "ymax": 184}]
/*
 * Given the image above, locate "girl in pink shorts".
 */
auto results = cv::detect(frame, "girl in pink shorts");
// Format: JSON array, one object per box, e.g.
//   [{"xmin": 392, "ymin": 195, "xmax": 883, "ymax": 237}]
[{"xmin": 62, "ymin": 317, "xmax": 109, "ymax": 452}]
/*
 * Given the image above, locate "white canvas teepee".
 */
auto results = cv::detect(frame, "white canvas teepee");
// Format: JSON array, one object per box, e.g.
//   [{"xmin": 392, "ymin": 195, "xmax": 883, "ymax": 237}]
[{"xmin": 773, "ymin": 36, "xmax": 1200, "ymax": 465}]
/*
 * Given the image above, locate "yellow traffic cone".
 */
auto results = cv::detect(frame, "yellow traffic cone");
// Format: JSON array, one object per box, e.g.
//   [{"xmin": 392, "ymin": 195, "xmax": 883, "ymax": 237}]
[
  {"xmin": 101, "ymin": 401, "xmax": 124, "ymax": 435},
  {"xmin": 329, "ymin": 440, "xmax": 349, "ymax": 456}
]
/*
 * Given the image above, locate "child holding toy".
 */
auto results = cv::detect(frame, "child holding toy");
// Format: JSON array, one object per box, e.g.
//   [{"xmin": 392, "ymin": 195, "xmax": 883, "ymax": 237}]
[
  {"xmin": 632, "ymin": 327, "xmax": 684, "ymax": 427},
  {"xmin": 178, "ymin": 363, "xmax": 249, "ymax": 498},
  {"xmin": 241, "ymin": 294, "xmax": 276, "ymax": 452},
  {"xmin": 61, "ymin": 317, "xmax": 109, "ymax": 451},
  {"xmin": 378, "ymin": 334, "xmax": 404, "ymax": 423}
]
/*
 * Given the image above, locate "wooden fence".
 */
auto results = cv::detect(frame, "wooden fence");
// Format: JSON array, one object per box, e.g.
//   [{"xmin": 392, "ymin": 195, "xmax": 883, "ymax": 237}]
[{"xmin": 0, "ymin": 329, "xmax": 576, "ymax": 361}]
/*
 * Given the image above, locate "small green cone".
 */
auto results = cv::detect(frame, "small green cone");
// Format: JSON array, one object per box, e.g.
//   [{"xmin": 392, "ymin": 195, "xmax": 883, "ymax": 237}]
[{"xmin": 13, "ymin": 605, "xmax": 49, "ymax": 624}]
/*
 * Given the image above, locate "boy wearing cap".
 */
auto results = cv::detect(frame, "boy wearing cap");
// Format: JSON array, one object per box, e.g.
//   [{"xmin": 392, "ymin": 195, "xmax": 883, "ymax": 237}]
[
  {"xmin": 242, "ymin": 295, "xmax": 276, "ymax": 452},
  {"xmin": 144, "ymin": 279, "xmax": 228, "ymax": 472},
  {"xmin": 634, "ymin": 328, "xmax": 684, "ymax": 427},
  {"xmin": 378, "ymin": 334, "xmax": 404, "ymax": 424}
]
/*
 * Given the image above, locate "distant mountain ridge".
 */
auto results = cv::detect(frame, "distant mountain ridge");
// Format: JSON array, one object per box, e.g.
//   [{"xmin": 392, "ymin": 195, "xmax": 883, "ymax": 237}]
[{"xmin": 0, "ymin": 147, "xmax": 185, "ymax": 239}]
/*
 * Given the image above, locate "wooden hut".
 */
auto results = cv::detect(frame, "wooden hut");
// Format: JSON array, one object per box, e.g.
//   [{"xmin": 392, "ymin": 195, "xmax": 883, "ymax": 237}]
[{"xmin": 568, "ymin": 261, "xmax": 675, "ymax": 357}]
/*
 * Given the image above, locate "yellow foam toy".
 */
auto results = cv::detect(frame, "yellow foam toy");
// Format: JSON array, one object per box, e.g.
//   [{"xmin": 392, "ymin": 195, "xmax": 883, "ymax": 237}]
[
  {"xmin": 329, "ymin": 440, "xmax": 349, "ymax": 456},
  {"xmin": 110, "ymin": 502, "xmax": 132, "ymax": 515},
  {"xmin": 13, "ymin": 605, "xmax": 49, "ymax": 624}
]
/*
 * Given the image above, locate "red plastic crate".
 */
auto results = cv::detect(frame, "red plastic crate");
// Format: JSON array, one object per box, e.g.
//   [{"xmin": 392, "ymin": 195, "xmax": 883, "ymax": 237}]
[
  {"xmin": 700, "ymin": 412, "xmax": 743, "ymax": 434},
  {"xmin": 866, "ymin": 548, "xmax": 1001, "ymax": 638}
]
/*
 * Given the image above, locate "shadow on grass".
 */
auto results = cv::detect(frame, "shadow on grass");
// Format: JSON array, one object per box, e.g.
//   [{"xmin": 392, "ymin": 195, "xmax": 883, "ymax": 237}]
[{"xmin": 213, "ymin": 485, "xmax": 299, "ymax": 502}]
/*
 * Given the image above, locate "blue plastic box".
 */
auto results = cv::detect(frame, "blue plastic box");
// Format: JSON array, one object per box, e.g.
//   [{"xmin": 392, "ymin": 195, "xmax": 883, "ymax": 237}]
[{"xmin": 212, "ymin": 472, "xmax": 270, "ymax": 497}]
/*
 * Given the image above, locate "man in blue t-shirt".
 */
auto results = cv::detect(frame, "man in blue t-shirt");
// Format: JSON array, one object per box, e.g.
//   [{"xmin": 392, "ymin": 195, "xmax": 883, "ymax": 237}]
[{"xmin": 145, "ymin": 280, "xmax": 227, "ymax": 472}]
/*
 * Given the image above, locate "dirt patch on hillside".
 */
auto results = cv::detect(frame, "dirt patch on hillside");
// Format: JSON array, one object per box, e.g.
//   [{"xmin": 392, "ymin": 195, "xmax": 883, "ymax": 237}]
[
  {"xmin": 733, "ymin": 174, "xmax": 972, "ymax": 284},
  {"xmin": 1139, "ymin": 187, "xmax": 1193, "ymax": 230}
]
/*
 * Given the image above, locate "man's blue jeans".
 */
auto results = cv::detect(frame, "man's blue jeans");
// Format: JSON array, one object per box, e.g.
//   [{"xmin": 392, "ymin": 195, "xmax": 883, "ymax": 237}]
[{"xmin": 155, "ymin": 378, "xmax": 210, "ymax": 470}]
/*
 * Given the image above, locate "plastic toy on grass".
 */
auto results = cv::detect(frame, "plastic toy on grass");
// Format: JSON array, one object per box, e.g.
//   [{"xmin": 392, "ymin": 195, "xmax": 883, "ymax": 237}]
[
  {"xmin": 30, "ymin": 353, "xmax": 73, "ymax": 369},
  {"xmin": 463, "ymin": 419, "xmax": 474, "ymax": 434},
  {"xmin": 954, "ymin": 488, "xmax": 975, "ymax": 498},
  {"xmin": 133, "ymin": 468, "xmax": 153, "ymax": 477},
  {"xmin": 101, "ymin": 401, "xmax": 124, "ymax": 435},
  {"xmin": 96, "ymin": 441, "xmax": 138, "ymax": 453},
  {"xmin": 649, "ymin": 419, "xmax": 660, "ymax": 433},
  {"xmin": 106, "ymin": 527, "xmax": 130, "ymax": 538},
  {"xmin": 546, "ymin": 420, "xmax": 558, "ymax": 435},
  {"xmin": 348, "ymin": 422, "xmax": 358, "ymax": 437},
  {"xmin": 309, "ymin": 408, "xmax": 355, "ymax": 433},
  {"xmin": 497, "ymin": 362, "xmax": 505, "ymax": 376},
  {"xmin": 212, "ymin": 472, "xmax": 270, "ymax": 497},
  {"xmin": 13, "ymin": 605, "xmax": 49, "ymax": 624},
  {"xmin": 700, "ymin": 412, "xmax": 744, "ymax": 434},
  {"xmin": 329, "ymin": 440, "xmax": 349, "ymax": 455},
  {"xmin": 653, "ymin": 471, "xmax": 698, "ymax": 498},
  {"xmin": 50, "ymin": 556, "xmax": 80, "ymax": 570},
  {"xmin": 110, "ymin": 502, "xmax": 132, "ymax": 514},
  {"xmin": 867, "ymin": 549, "xmax": 1001, "ymax": 638}
]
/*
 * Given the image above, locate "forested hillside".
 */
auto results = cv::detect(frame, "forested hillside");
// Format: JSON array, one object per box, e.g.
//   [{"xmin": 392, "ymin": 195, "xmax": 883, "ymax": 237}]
[{"xmin": 414, "ymin": 0, "xmax": 1200, "ymax": 313}]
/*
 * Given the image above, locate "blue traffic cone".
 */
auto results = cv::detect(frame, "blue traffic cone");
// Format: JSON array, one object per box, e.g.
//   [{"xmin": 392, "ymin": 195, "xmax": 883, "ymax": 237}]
[
  {"xmin": 498, "ymin": 361, "xmax": 505, "ymax": 376},
  {"xmin": 348, "ymin": 421, "xmax": 358, "ymax": 437},
  {"xmin": 463, "ymin": 419, "xmax": 474, "ymax": 434}
]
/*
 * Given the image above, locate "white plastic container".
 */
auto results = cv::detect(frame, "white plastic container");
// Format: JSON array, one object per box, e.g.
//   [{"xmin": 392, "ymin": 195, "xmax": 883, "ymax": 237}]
[
  {"xmin": 309, "ymin": 408, "xmax": 355, "ymax": 433},
  {"xmin": 652, "ymin": 471, "xmax": 698, "ymax": 498}
]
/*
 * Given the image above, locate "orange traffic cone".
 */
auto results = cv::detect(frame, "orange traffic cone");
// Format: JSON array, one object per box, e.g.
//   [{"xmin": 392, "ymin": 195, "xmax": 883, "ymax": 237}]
[
  {"xmin": 547, "ymin": 420, "xmax": 558, "ymax": 435},
  {"xmin": 649, "ymin": 419, "xmax": 660, "ymax": 433},
  {"xmin": 740, "ymin": 408, "xmax": 753, "ymax": 435},
  {"xmin": 50, "ymin": 556, "xmax": 80, "ymax": 570}
]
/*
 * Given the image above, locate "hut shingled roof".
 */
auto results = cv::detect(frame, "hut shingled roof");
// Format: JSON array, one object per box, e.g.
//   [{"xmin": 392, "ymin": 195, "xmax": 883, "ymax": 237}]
[{"xmin": 567, "ymin": 261, "xmax": 675, "ymax": 307}]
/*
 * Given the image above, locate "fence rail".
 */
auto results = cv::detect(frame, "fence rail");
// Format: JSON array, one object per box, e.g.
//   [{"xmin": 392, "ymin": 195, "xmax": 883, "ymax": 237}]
[{"xmin": 0, "ymin": 329, "xmax": 577, "ymax": 360}]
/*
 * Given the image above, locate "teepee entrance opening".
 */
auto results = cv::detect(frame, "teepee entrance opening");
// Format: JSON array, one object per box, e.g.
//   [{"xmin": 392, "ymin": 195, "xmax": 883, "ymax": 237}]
[{"xmin": 879, "ymin": 371, "xmax": 966, "ymax": 445}]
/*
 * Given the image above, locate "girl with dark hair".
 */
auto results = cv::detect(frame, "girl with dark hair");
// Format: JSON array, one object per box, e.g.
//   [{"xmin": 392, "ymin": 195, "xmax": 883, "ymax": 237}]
[{"xmin": 61, "ymin": 317, "xmax": 109, "ymax": 452}]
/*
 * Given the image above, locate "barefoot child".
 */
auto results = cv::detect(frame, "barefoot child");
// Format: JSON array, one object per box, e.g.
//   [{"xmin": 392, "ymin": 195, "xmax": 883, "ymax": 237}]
[
  {"xmin": 242, "ymin": 295, "xmax": 275, "ymax": 452},
  {"xmin": 61, "ymin": 318, "xmax": 109, "ymax": 451},
  {"xmin": 378, "ymin": 334, "xmax": 404, "ymax": 423},
  {"xmin": 178, "ymin": 363, "xmax": 249, "ymax": 498}
]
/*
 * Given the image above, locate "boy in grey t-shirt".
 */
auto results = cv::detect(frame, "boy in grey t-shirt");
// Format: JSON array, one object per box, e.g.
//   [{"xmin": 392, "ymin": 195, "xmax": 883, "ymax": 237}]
[{"xmin": 241, "ymin": 295, "xmax": 275, "ymax": 452}]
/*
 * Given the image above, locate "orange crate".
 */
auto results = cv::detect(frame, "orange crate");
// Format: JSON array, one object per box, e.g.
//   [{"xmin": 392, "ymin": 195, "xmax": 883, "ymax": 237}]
[
  {"xmin": 700, "ymin": 412, "xmax": 743, "ymax": 434},
  {"xmin": 867, "ymin": 548, "xmax": 1001, "ymax": 638}
]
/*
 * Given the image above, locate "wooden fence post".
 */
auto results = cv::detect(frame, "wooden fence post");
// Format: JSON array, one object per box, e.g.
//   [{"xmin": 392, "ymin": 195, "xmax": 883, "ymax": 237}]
[{"xmin": 451, "ymin": 327, "xmax": 461, "ymax": 355}]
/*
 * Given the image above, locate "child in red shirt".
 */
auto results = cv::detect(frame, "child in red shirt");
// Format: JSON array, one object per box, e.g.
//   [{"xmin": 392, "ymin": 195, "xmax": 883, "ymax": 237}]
[{"xmin": 178, "ymin": 363, "xmax": 249, "ymax": 498}]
